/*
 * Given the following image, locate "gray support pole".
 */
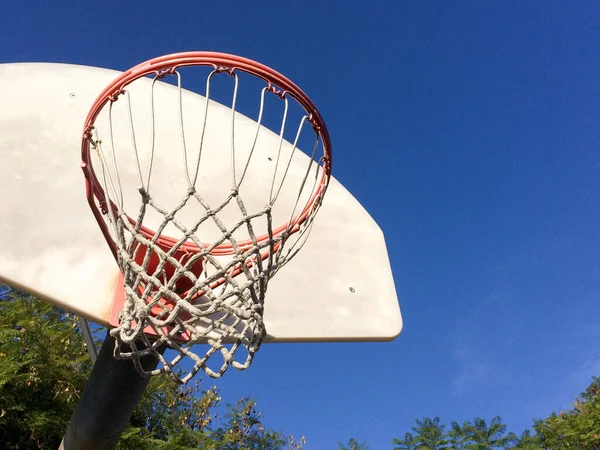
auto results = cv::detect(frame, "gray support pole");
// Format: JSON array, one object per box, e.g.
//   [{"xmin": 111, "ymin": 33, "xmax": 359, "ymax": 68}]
[
  {"xmin": 59, "ymin": 331, "xmax": 162, "ymax": 450},
  {"xmin": 78, "ymin": 316, "xmax": 98, "ymax": 363}
]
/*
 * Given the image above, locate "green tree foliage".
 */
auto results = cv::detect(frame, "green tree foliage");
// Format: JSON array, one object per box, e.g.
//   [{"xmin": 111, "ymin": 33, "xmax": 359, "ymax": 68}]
[
  {"xmin": 411, "ymin": 417, "xmax": 451, "ymax": 449},
  {"xmin": 447, "ymin": 420, "xmax": 473, "ymax": 450},
  {"xmin": 336, "ymin": 437, "xmax": 370, "ymax": 450},
  {"xmin": 395, "ymin": 416, "xmax": 517, "ymax": 450},
  {"xmin": 532, "ymin": 377, "xmax": 600, "ymax": 449},
  {"xmin": 0, "ymin": 288, "xmax": 92, "ymax": 449},
  {"xmin": 513, "ymin": 430, "xmax": 542, "ymax": 450},
  {"xmin": 388, "ymin": 380, "xmax": 600, "ymax": 449},
  {"xmin": 3, "ymin": 286, "xmax": 600, "ymax": 449},
  {"xmin": 0, "ymin": 286, "xmax": 304, "ymax": 450},
  {"xmin": 391, "ymin": 432, "xmax": 417, "ymax": 450},
  {"xmin": 468, "ymin": 417, "xmax": 517, "ymax": 449},
  {"xmin": 209, "ymin": 396, "xmax": 302, "ymax": 449}
]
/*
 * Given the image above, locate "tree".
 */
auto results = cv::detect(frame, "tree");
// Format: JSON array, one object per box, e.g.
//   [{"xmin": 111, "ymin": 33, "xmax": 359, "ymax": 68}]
[
  {"xmin": 336, "ymin": 437, "xmax": 370, "ymax": 450},
  {"xmin": 392, "ymin": 432, "xmax": 417, "ymax": 450},
  {"xmin": 0, "ymin": 285, "xmax": 305, "ymax": 449},
  {"xmin": 533, "ymin": 377, "xmax": 600, "ymax": 449},
  {"xmin": 0, "ymin": 288, "xmax": 93, "ymax": 449},
  {"xmin": 411, "ymin": 417, "xmax": 451, "ymax": 450},
  {"xmin": 211, "ymin": 397, "xmax": 297, "ymax": 449},
  {"xmin": 394, "ymin": 417, "xmax": 531, "ymax": 450},
  {"xmin": 447, "ymin": 421, "xmax": 474, "ymax": 450},
  {"xmin": 513, "ymin": 430, "xmax": 542, "ymax": 450},
  {"xmin": 468, "ymin": 417, "xmax": 517, "ymax": 449}
]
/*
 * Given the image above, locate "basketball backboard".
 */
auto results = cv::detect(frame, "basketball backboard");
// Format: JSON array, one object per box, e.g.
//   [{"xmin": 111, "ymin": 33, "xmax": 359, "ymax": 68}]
[{"xmin": 0, "ymin": 61, "xmax": 402, "ymax": 343}]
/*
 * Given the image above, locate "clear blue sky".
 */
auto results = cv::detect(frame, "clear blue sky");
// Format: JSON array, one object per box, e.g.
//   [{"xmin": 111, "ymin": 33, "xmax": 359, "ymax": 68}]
[{"xmin": 3, "ymin": 1, "xmax": 600, "ymax": 448}]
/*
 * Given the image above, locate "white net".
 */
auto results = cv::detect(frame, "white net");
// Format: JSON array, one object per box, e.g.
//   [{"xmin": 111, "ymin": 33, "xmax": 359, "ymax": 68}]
[{"xmin": 84, "ymin": 63, "xmax": 329, "ymax": 383}]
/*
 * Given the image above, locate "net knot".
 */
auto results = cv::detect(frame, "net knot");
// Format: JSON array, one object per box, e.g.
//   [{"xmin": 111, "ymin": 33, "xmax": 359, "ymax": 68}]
[{"xmin": 138, "ymin": 187, "xmax": 150, "ymax": 204}]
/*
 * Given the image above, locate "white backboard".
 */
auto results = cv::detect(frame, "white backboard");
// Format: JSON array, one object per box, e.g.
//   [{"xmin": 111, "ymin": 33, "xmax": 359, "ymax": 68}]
[{"xmin": 0, "ymin": 62, "xmax": 402, "ymax": 342}]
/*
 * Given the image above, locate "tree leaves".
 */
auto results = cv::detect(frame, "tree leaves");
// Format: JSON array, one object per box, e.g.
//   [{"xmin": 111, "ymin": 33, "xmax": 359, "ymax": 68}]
[
  {"xmin": 469, "ymin": 416, "xmax": 518, "ymax": 449},
  {"xmin": 532, "ymin": 377, "xmax": 600, "ymax": 449},
  {"xmin": 2, "ymin": 285, "xmax": 600, "ymax": 449},
  {"xmin": 0, "ymin": 285, "xmax": 304, "ymax": 449},
  {"xmin": 392, "ymin": 432, "xmax": 417, "ymax": 450},
  {"xmin": 0, "ymin": 288, "xmax": 92, "ymax": 449},
  {"xmin": 391, "ymin": 395, "xmax": 600, "ymax": 450},
  {"xmin": 394, "ymin": 416, "xmax": 520, "ymax": 450},
  {"xmin": 337, "ymin": 437, "xmax": 370, "ymax": 450}
]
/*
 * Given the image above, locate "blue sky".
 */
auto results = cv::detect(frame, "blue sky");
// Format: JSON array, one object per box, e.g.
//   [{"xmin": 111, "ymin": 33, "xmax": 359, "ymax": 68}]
[{"xmin": 3, "ymin": 1, "xmax": 600, "ymax": 448}]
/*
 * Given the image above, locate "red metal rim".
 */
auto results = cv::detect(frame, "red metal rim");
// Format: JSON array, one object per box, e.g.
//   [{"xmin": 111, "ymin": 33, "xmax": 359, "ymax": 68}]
[{"xmin": 81, "ymin": 52, "xmax": 332, "ymax": 259}]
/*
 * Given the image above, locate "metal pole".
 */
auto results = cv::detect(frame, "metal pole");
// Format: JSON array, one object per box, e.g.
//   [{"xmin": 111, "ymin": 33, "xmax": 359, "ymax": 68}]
[
  {"xmin": 59, "ymin": 331, "xmax": 162, "ymax": 450},
  {"xmin": 78, "ymin": 316, "xmax": 98, "ymax": 363}
]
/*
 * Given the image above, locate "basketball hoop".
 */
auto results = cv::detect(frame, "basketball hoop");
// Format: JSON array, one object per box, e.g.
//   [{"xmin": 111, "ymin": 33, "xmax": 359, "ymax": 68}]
[{"xmin": 81, "ymin": 52, "xmax": 332, "ymax": 383}]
